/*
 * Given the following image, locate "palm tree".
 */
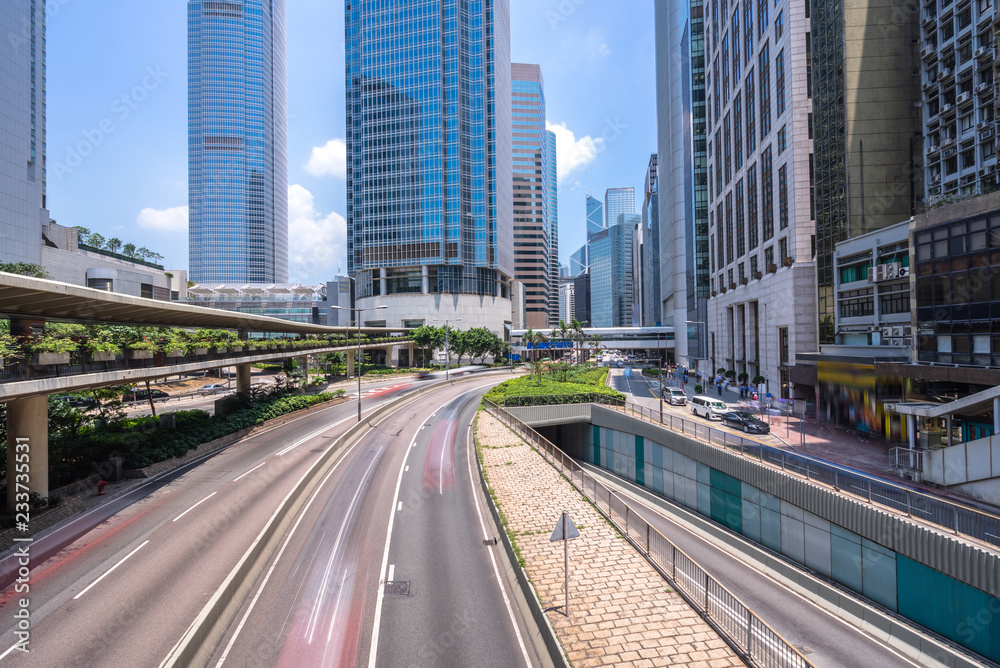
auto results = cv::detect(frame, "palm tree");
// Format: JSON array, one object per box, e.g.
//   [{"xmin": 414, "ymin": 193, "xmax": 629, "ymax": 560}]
[
  {"xmin": 591, "ymin": 334, "xmax": 605, "ymax": 363},
  {"xmin": 558, "ymin": 319, "xmax": 570, "ymax": 360},
  {"xmin": 570, "ymin": 318, "xmax": 585, "ymax": 363},
  {"xmin": 524, "ymin": 328, "xmax": 535, "ymax": 378}
]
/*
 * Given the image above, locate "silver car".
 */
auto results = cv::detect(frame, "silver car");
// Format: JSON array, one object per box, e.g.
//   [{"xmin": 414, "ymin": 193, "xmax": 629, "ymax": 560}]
[{"xmin": 663, "ymin": 387, "xmax": 687, "ymax": 405}]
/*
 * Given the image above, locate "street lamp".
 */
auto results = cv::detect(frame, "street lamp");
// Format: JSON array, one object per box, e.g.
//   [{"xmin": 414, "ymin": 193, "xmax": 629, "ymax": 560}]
[
  {"xmin": 433, "ymin": 317, "xmax": 462, "ymax": 381},
  {"xmin": 331, "ymin": 303, "xmax": 388, "ymax": 421}
]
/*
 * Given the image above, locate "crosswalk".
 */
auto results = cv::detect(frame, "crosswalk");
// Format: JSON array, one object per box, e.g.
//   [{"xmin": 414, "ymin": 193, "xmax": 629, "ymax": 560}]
[{"xmin": 350, "ymin": 383, "xmax": 409, "ymax": 398}]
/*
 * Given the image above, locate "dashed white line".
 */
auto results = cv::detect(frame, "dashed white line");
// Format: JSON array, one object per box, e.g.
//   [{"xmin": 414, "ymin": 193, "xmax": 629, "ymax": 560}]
[
  {"xmin": 172, "ymin": 492, "xmax": 217, "ymax": 523},
  {"xmin": 233, "ymin": 461, "xmax": 266, "ymax": 482},
  {"xmin": 397, "ymin": 502, "xmax": 402, "ymax": 511},
  {"xmin": 73, "ymin": 540, "xmax": 150, "ymax": 600}
]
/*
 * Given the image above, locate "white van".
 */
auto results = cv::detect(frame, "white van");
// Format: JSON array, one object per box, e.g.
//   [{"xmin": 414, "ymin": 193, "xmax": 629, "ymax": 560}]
[
  {"xmin": 691, "ymin": 395, "xmax": 729, "ymax": 420},
  {"xmin": 662, "ymin": 387, "xmax": 688, "ymax": 406}
]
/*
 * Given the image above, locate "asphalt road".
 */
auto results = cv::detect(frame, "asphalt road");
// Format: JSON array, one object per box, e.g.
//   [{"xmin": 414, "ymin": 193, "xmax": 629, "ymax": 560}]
[
  {"xmin": 0, "ymin": 377, "xmax": 427, "ymax": 666},
  {"xmin": 208, "ymin": 378, "xmax": 540, "ymax": 668}
]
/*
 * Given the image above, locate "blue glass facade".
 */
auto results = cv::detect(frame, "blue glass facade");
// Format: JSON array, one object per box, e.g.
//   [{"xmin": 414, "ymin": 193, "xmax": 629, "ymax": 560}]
[
  {"xmin": 345, "ymin": 0, "xmax": 512, "ymax": 300},
  {"xmin": 545, "ymin": 129, "xmax": 558, "ymax": 326},
  {"xmin": 586, "ymin": 195, "xmax": 604, "ymax": 239},
  {"xmin": 604, "ymin": 187, "xmax": 635, "ymax": 231},
  {"xmin": 188, "ymin": 0, "xmax": 288, "ymax": 284}
]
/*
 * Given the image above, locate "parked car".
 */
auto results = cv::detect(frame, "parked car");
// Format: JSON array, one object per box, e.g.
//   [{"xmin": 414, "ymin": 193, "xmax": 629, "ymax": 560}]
[
  {"xmin": 53, "ymin": 395, "xmax": 97, "ymax": 409},
  {"xmin": 662, "ymin": 387, "xmax": 688, "ymax": 406},
  {"xmin": 722, "ymin": 411, "xmax": 771, "ymax": 434},
  {"xmin": 198, "ymin": 384, "xmax": 228, "ymax": 394},
  {"xmin": 122, "ymin": 389, "xmax": 169, "ymax": 402},
  {"xmin": 690, "ymin": 395, "xmax": 730, "ymax": 420}
]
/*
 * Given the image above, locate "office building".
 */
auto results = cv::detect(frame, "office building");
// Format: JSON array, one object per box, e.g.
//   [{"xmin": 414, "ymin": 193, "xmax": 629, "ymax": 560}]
[
  {"xmin": 604, "ymin": 187, "xmax": 635, "ymax": 229},
  {"xmin": 642, "ymin": 154, "xmax": 662, "ymax": 326},
  {"xmin": 700, "ymin": 0, "xmax": 816, "ymax": 399},
  {"xmin": 511, "ymin": 63, "xmax": 555, "ymax": 330},
  {"xmin": 923, "ymin": 0, "xmax": 999, "ymax": 201},
  {"xmin": 187, "ymin": 0, "xmax": 289, "ymax": 284},
  {"xmin": 569, "ymin": 244, "xmax": 588, "ymax": 276},
  {"xmin": 345, "ymin": 0, "xmax": 513, "ymax": 333},
  {"xmin": 545, "ymin": 128, "xmax": 559, "ymax": 327},
  {"xmin": 654, "ymin": 0, "xmax": 708, "ymax": 367},
  {"xmin": 573, "ymin": 271, "xmax": 591, "ymax": 327},
  {"xmin": 589, "ymin": 210, "xmax": 638, "ymax": 327},
  {"xmin": 586, "ymin": 194, "xmax": 604, "ymax": 238},
  {"xmin": 812, "ymin": 1, "xmax": 922, "ymax": 344},
  {"xmin": 187, "ymin": 283, "xmax": 327, "ymax": 324},
  {"xmin": 1, "ymin": 0, "xmax": 49, "ymax": 266}
]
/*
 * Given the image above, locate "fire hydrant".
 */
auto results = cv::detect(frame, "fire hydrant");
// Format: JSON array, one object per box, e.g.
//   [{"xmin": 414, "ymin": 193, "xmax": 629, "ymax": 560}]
[{"xmin": 97, "ymin": 480, "xmax": 108, "ymax": 496}]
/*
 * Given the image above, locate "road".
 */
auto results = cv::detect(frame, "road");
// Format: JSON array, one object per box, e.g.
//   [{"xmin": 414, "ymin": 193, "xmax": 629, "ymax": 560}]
[
  {"xmin": 0, "ymin": 377, "xmax": 434, "ymax": 665},
  {"xmin": 208, "ymin": 379, "xmax": 540, "ymax": 668}
]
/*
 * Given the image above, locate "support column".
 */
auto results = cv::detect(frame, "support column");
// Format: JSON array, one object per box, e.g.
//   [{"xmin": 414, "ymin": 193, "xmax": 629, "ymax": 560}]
[
  {"xmin": 379, "ymin": 268, "xmax": 387, "ymax": 297},
  {"xmin": 346, "ymin": 350, "xmax": 355, "ymax": 378},
  {"xmin": 421, "ymin": 265, "xmax": 429, "ymax": 294},
  {"xmin": 298, "ymin": 355, "xmax": 309, "ymax": 383},
  {"xmin": 236, "ymin": 363, "xmax": 252, "ymax": 398},
  {"xmin": 907, "ymin": 414, "xmax": 916, "ymax": 449},
  {"xmin": 6, "ymin": 395, "xmax": 49, "ymax": 511},
  {"xmin": 407, "ymin": 342, "xmax": 415, "ymax": 368},
  {"xmin": 387, "ymin": 346, "xmax": 397, "ymax": 368},
  {"xmin": 994, "ymin": 398, "xmax": 999, "ymax": 435},
  {"xmin": 946, "ymin": 414, "xmax": 953, "ymax": 448}
]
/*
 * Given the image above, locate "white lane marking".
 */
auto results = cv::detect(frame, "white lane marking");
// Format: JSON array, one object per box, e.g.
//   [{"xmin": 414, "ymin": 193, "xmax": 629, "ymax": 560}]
[
  {"xmin": 73, "ymin": 540, "xmax": 150, "ymax": 600},
  {"xmin": 172, "ymin": 492, "xmax": 218, "ymax": 523},
  {"xmin": 397, "ymin": 502, "xmax": 402, "ymax": 511},
  {"xmin": 405, "ymin": 466, "xmax": 409, "ymax": 472},
  {"xmin": 310, "ymin": 450, "xmax": 384, "ymax": 646},
  {"xmin": 439, "ymin": 424, "xmax": 447, "ymax": 495},
  {"xmin": 214, "ymin": 425, "xmax": 374, "ymax": 667},
  {"xmin": 233, "ymin": 461, "xmax": 266, "ymax": 482},
  {"xmin": 387, "ymin": 564, "xmax": 395, "ymax": 581},
  {"xmin": 367, "ymin": 389, "xmax": 475, "ymax": 668},
  {"xmin": 325, "ymin": 568, "xmax": 349, "ymax": 647},
  {"xmin": 465, "ymin": 417, "xmax": 532, "ymax": 667},
  {"xmin": 276, "ymin": 415, "xmax": 354, "ymax": 456}
]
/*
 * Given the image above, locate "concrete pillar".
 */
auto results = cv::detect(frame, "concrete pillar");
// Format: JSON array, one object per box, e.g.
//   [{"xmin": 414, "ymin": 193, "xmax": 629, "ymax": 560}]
[
  {"xmin": 236, "ymin": 363, "xmax": 252, "ymax": 397},
  {"xmin": 379, "ymin": 268, "xmax": 387, "ymax": 296},
  {"xmin": 6, "ymin": 395, "xmax": 49, "ymax": 510},
  {"xmin": 907, "ymin": 414, "xmax": 916, "ymax": 449},
  {"xmin": 298, "ymin": 355, "xmax": 309, "ymax": 382},
  {"xmin": 421, "ymin": 265, "xmax": 429, "ymax": 294},
  {"xmin": 407, "ymin": 342, "xmax": 415, "ymax": 368},
  {"xmin": 346, "ymin": 350, "xmax": 355, "ymax": 378},
  {"xmin": 994, "ymin": 398, "xmax": 999, "ymax": 435},
  {"xmin": 946, "ymin": 415, "xmax": 953, "ymax": 448}
]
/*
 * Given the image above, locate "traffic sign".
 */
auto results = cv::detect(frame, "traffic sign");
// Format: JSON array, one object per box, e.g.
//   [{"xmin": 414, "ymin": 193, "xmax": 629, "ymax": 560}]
[{"xmin": 549, "ymin": 512, "xmax": 580, "ymax": 541}]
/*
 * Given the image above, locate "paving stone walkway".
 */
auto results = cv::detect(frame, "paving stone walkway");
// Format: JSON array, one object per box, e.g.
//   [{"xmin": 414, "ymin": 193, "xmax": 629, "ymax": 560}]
[{"xmin": 476, "ymin": 411, "xmax": 743, "ymax": 668}]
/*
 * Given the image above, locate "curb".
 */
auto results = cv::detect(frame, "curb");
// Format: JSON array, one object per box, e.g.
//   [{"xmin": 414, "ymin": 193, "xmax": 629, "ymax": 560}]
[{"xmin": 472, "ymin": 411, "xmax": 570, "ymax": 668}]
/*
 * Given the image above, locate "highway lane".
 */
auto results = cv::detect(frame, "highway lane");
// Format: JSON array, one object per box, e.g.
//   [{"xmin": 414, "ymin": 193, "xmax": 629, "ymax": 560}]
[
  {"xmin": 209, "ymin": 380, "xmax": 541, "ymax": 668},
  {"xmin": 583, "ymin": 462, "xmax": 925, "ymax": 667},
  {"xmin": 0, "ymin": 378, "xmax": 425, "ymax": 666}
]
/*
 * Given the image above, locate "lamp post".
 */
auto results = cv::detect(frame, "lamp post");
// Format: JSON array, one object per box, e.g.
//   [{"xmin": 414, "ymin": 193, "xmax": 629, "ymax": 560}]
[
  {"xmin": 433, "ymin": 317, "xmax": 462, "ymax": 381},
  {"xmin": 331, "ymin": 303, "xmax": 388, "ymax": 421}
]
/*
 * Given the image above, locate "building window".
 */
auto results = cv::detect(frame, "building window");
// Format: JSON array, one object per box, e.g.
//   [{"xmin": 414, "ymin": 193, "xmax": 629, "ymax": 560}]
[
  {"xmin": 732, "ymin": 10, "xmax": 741, "ymax": 83},
  {"xmin": 722, "ymin": 35, "xmax": 730, "ymax": 104},
  {"xmin": 724, "ymin": 114, "xmax": 732, "ymax": 184},
  {"xmin": 745, "ymin": 68, "xmax": 756, "ymax": 154},
  {"xmin": 744, "ymin": 2, "xmax": 754, "ymax": 63},
  {"xmin": 761, "ymin": 146, "xmax": 774, "ymax": 240},
  {"xmin": 140, "ymin": 283, "xmax": 154, "ymax": 299},
  {"xmin": 757, "ymin": 0, "xmax": 768, "ymax": 37},
  {"xmin": 738, "ymin": 262, "xmax": 746, "ymax": 283},
  {"xmin": 747, "ymin": 162, "xmax": 759, "ymax": 250},
  {"xmin": 736, "ymin": 178, "xmax": 746, "ymax": 258},
  {"xmin": 734, "ymin": 93, "xmax": 743, "ymax": 168},
  {"xmin": 751, "ymin": 254, "xmax": 759, "ymax": 278},
  {"xmin": 726, "ymin": 191, "xmax": 735, "ymax": 264},
  {"xmin": 777, "ymin": 125, "xmax": 786, "ymax": 153},
  {"xmin": 778, "ymin": 164, "xmax": 788, "ymax": 230},
  {"xmin": 759, "ymin": 41, "xmax": 771, "ymax": 139},
  {"xmin": 879, "ymin": 285, "xmax": 911, "ymax": 315},
  {"xmin": 765, "ymin": 245, "xmax": 774, "ymax": 270},
  {"xmin": 775, "ymin": 49, "xmax": 786, "ymax": 117},
  {"xmin": 775, "ymin": 9, "xmax": 784, "ymax": 40},
  {"xmin": 839, "ymin": 288, "xmax": 875, "ymax": 318},
  {"xmin": 779, "ymin": 326, "xmax": 789, "ymax": 365},
  {"xmin": 779, "ymin": 236, "xmax": 788, "ymax": 262},
  {"xmin": 715, "ymin": 129, "xmax": 723, "ymax": 196}
]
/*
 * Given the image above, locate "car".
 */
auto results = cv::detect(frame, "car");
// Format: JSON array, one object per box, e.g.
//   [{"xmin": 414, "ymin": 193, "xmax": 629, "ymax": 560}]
[
  {"xmin": 690, "ymin": 395, "xmax": 730, "ymax": 420},
  {"xmin": 198, "ymin": 384, "xmax": 228, "ymax": 393},
  {"xmin": 722, "ymin": 411, "xmax": 771, "ymax": 434},
  {"xmin": 662, "ymin": 387, "xmax": 687, "ymax": 406},
  {"xmin": 53, "ymin": 395, "xmax": 97, "ymax": 409},
  {"xmin": 123, "ymin": 389, "xmax": 169, "ymax": 402}
]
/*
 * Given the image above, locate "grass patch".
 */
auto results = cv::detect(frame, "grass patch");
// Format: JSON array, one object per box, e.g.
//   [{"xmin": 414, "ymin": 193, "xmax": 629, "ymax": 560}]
[{"xmin": 484, "ymin": 365, "xmax": 624, "ymax": 407}]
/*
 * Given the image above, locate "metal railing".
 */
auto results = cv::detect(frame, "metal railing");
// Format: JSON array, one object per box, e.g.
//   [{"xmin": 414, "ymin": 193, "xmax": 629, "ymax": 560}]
[
  {"xmin": 890, "ymin": 447, "xmax": 924, "ymax": 474},
  {"xmin": 485, "ymin": 400, "xmax": 814, "ymax": 668},
  {"xmin": 610, "ymin": 398, "xmax": 1000, "ymax": 549}
]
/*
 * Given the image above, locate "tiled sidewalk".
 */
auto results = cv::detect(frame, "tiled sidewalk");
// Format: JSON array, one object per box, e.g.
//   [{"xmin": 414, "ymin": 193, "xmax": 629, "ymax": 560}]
[{"xmin": 476, "ymin": 411, "xmax": 743, "ymax": 668}]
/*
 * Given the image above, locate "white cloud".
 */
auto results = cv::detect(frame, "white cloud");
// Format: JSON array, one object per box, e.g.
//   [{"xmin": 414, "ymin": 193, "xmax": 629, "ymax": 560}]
[
  {"xmin": 304, "ymin": 138, "xmax": 347, "ymax": 179},
  {"xmin": 585, "ymin": 28, "xmax": 611, "ymax": 58},
  {"xmin": 135, "ymin": 205, "xmax": 188, "ymax": 232},
  {"xmin": 288, "ymin": 184, "xmax": 347, "ymax": 283},
  {"xmin": 546, "ymin": 121, "xmax": 605, "ymax": 184}
]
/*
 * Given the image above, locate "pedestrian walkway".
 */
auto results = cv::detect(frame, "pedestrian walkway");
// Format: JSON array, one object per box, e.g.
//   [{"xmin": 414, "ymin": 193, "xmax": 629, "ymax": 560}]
[{"xmin": 476, "ymin": 411, "xmax": 743, "ymax": 668}]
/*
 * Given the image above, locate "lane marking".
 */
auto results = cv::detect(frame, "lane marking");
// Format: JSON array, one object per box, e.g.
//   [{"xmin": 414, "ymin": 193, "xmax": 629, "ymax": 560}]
[
  {"xmin": 276, "ymin": 415, "xmax": 354, "ymax": 456},
  {"xmin": 396, "ymin": 502, "xmax": 402, "ymax": 512},
  {"xmin": 172, "ymin": 492, "xmax": 217, "ymax": 523},
  {"xmin": 72, "ymin": 540, "xmax": 150, "ymax": 600},
  {"xmin": 214, "ymin": 425, "xmax": 375, "ymax": 667},
  {"xmin": 387, "ymin": 564, "xmax": 395, "ymax": 581},
  {"xmin": 404, "ymin": 466, "xmax": 409, "ymax": 472},
  {"xmin": 232, "ymin": 461, "xmax": 266, "ymax": 482},
  {"xmin": 465, "ymin": 410, "xmax": 532, "ymax": 667}
]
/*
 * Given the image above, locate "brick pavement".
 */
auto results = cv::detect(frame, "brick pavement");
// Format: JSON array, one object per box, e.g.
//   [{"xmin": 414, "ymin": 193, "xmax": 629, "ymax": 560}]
[{"xmin": 476, "ymin": 411, "xmax": 743, "ymax": 668}]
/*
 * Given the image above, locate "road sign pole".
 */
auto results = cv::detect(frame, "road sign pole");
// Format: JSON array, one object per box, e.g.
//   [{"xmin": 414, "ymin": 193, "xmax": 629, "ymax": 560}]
[{"xmin": 563, "ymin": 509, "xmax": 569, "ymax": 616}]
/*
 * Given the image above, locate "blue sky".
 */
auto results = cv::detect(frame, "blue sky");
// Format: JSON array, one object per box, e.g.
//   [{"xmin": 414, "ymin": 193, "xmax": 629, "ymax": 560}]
[{"xmin": 46, "ymin": 0, "xmax": 656, "ymax": 284}]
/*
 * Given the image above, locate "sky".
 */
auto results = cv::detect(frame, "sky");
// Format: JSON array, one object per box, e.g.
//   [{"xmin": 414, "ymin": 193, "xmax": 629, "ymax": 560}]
[{"xmin": 45, "ymin": 0, "xmax": 657, "ymax": 284}]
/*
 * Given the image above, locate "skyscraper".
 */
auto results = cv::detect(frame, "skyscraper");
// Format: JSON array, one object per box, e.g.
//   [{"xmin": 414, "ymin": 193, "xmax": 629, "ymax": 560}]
[
  {"xmin": 642, "ymin": 154, "xmax": 661, "ymax": 327},
  {"xmin": 1, "ymin": 0, "xmax": 49, "ymax": 266},
  {"xmin": 511, "ymin": 63, "xmax": 554, "ymax": 330},
  {"xmin": 604, "ymin": 187, "xmax": 635, "ymax": 229},
  {"xmin": 545, "ymin": 129, "xmax": 559, "ymax": 326},
  {"xmin": 345, "ymin": 0, "xmax": 513, "ymax": 332},
  {"xmin": 585, "ymin": 194, "xmax": 604, "ymax": 238},
  {"xmin": 188, "ymin": 0, "xmax": 288, "ymax": 284}
]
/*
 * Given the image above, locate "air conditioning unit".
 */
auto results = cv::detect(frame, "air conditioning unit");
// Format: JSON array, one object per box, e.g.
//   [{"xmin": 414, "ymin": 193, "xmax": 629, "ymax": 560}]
[
  {"xmin": 956, "ymin": 92, "xmax": 971, "ymax": 105},
  {"xmin": 977, "ymin": 82, "xmax": 991, "ymax": 94},
  {"xmin": 867, "ymin": 267, "xmax": 875, "ymax": 281},
  {"xmin": 885, "ymin": 262, "xmax": 901, "ymax": 279},
  {"xmin": 940, "ymin": 68, "xmax": 952, "ymax": 79},
  {"xmin": 890, "ymin": 338, "xmax": 904, "ymax": 347},
  {"xmin": 898, "ymin": 266, "xmax": 910, "ymax": 278},
  {"xmin": 882, "ymin": 326, "xmax": 893, "ymax": 339},
  {"xmin": 926, "ymin": 144, "xmax": 940, "ymax": 155},
  {"xmin": 981, "ymin": 128, "xmax": 995, "ymax": 140},
  {"xmin": 922, "ymin": 45, "xmax": 936, "ymax": 59},
  {"xmin": 943, "ymin": 147, "xmax": 958, "ymax": 158},
  {"xmin": 891, "ymin": 326, "xmax": 904, "ymax": 338},
  {"xmin": 930, "ymin": 186, "xmax": 942, "ymax": 195},
  {"xmin": 941, "ymin": 103, "xmax": 954, "ymax": 114},
  {"xmin": 975, "ymin": 46, "xmax": 988, "ymax": 59},
  {"xmin": 931, "ymin": 173, "xmax": 942, "ymax": 183},
  {"xmin": 872, "ymin": 265, "xmax": 886, "ymax": 282},
  {"xmin": 924, "ymin": 80, "xmax": 939, "ymax": 92},
  {"xmin": 941, "ymin": 135, "xmax": 955, "ymax": 146},
  {"xmin": 961, "ymin": 173, "xmax": 977, "ymax": 184}
]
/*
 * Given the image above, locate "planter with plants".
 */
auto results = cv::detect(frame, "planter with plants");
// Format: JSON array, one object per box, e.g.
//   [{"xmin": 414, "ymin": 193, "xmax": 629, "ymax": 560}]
[
  {"xmin": 28, "ymin": 337, "xmax": 77, "ymax": 365},
  {"xmin": 86, "ymin": 339, "xmax": 121, "ymax": 362},
  {"xmin": 194, "ymin": 347, "xmax": 209, "ymax": 356}
]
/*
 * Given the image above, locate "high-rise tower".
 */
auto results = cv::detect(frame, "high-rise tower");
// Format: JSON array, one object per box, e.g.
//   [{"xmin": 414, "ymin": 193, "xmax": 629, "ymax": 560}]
[
  {"xmin": 345, "ymin": 0, "xmax": 512, "ymax": 332},
  {"xmin": 1, "ymin": 0, "xmax": 49, "ymax": 265},
  {"xmin": 188, "ymin": 0, "xmax": 288, "ymax": 283}
]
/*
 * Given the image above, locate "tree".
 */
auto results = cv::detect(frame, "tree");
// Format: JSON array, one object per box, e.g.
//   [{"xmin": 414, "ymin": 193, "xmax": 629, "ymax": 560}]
[
  {"xmin": 74, "ymin": 226, "xmax": 91, "ymax": 243},
  {"xmin": 464, "ymin": 327, "xmax": 493, "ymax": 364},
  {"xmin": 122, "ymin": 243, "xmax": 137, "ymax": 258},
  {"xmin": 106, "ymin": 238, "xmax": 123, "ymax": 254},
  {"xmin": 570, "ymin": 318, "xmax": 586, "ymax": 362},
  {"xmin": 411, "ymin": 325, "xmax": 442, "ymax": 366},
  {"xmin": 448, "ymin": 327, "xmax": 468, "ymax": 365},
  {"xmin": 591, "ymin": 334, "xmax": 605, "ymax": 363},
  {"xmin": 86, "ymin": 233, "xmax": 106, "ymax": 249},
  {"xmin": 0, "ymin": 263, "xmax": 50, "ymax": 279},
  {"xmin": 488, "ymin": 335, "xmax": 508, "ymax": 365}
]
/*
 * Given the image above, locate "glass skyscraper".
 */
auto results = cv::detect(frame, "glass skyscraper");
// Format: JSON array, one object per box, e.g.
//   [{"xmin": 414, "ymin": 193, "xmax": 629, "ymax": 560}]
[
  {"xmin": 586, "ymin": 195, "xmax": 604, "ymax": 238},
  {"xmin": 188, "ymin": 0, "xmax": 288, "ymax": 284},
  {"xmin": 545, "ymin": 128, "xmax": 558, "ymax": 327},
  {"xmin": 604, "ymin": 187, "xmax": 635, "ymax": 231},
  {"xmin": 345, "ymin": 0, "xmax": 512, "ymax": 332}
]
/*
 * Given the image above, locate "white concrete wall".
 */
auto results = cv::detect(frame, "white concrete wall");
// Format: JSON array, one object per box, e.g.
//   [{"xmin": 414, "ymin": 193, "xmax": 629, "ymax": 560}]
[
  {"xmin": 924, "ymin": 434, "xmax": 1000, "ymax": 489},
  {"xmin": 42, "ymin": 246, "xmax": 170, "ymax": 296},
  {"xmin": 357, "ymin": 293, "xmax": 511, "ymax": 337}
]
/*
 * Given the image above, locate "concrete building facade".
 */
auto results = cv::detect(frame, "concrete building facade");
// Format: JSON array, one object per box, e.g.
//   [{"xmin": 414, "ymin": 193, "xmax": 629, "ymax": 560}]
[
  {"xmin": 345, "ymin": 0, "xmax": 512, "ymax": 335},
  {"xmin": 1, "ymin": 0, "xmax": 49, "ymax": 266}
]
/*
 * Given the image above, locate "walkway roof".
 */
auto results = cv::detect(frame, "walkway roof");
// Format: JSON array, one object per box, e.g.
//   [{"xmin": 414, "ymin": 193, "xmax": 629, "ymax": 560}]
[
  {"xmin": 884, "ymin": 384, "xmax": 1000, "ymax": 418},
  {"xmin": 0, "ymin": 272, "xmax": 407, "ymax": 335}
]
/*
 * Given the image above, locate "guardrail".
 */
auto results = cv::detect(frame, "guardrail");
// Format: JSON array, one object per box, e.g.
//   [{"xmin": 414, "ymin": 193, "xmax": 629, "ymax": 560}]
[
  {"xmin": 608, "ymin": 398, "xmax": 1000, "ymax": 550},
  {"xmin": 484, "ymin": 399, "xmax": 814, "ymax": 668}
]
